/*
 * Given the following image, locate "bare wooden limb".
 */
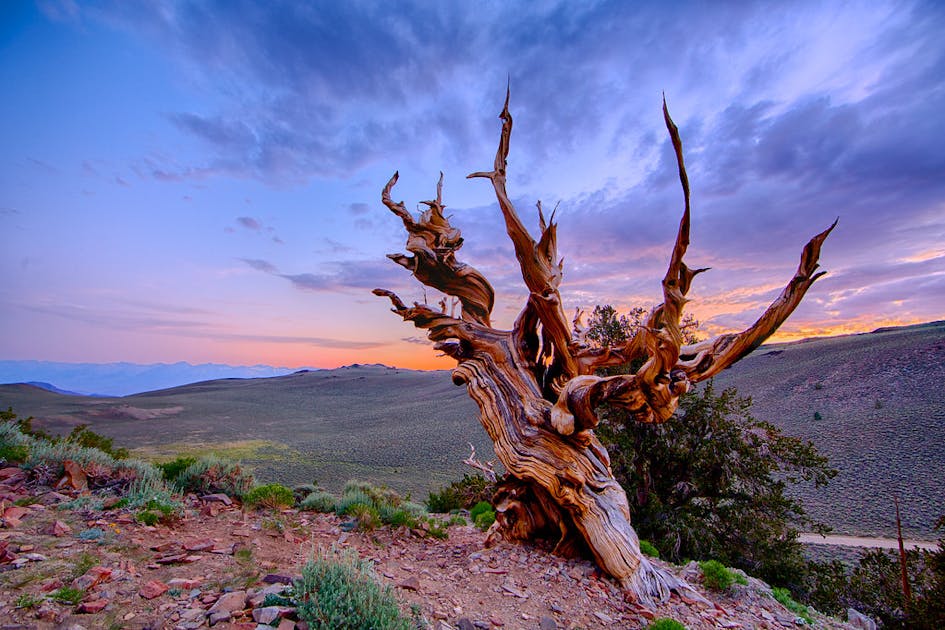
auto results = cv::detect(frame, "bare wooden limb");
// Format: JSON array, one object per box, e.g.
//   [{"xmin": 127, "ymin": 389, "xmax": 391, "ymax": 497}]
[
  {"xmin": 382, "ymin": 172, "xmax": 495, "ymax": 326},
  {"xmin": 468, "ymin": 88, "xmax": 577, "ymax": 379},
  {"xmin": 372, "ymin": 91, "xmax": 831, "ymax": 605},
  {"xmin": 677, "ymin": 219, "xmax": 837, "ymax": 381},
  {"xmin": 463, "ymin": 442, "xmax": 497, "ymax": 482}
]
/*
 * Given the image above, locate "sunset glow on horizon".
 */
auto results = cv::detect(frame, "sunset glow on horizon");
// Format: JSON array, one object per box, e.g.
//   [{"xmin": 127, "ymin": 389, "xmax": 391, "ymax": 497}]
[{"xmin": 2, "ymin": 1, "xmax": 944, "ymax": 371}]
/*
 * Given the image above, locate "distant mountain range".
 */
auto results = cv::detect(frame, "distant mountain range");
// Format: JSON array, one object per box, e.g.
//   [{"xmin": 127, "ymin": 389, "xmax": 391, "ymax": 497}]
[{"xmin": 0, "ymin": 361, "xmax": 316, "ymax": 397}]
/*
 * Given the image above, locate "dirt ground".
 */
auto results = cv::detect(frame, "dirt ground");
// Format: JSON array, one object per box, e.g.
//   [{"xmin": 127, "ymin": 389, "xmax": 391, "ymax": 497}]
[{"xmin": 1, "ymin": 470, "xmax": 855, "ymax": 629}]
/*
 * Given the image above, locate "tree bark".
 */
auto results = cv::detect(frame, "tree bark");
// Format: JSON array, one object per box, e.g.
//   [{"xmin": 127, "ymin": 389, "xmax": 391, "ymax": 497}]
[{"xmin": 374, "ymin": 89, "xmax": 833, "ymax": 605}]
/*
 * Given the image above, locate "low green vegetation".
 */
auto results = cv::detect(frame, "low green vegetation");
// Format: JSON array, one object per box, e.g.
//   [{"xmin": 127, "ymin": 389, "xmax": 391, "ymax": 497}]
[
  {"xmin": 301, "ymin": 490, "xmax": 337, "ymax": 513},
  {"xmin": 699, "ymin": 560, "xmax": 737, "ymax": 591},
  {"xmin": 172, "ymin": 455, "xmax": 254, "ymax": 498},
  {"xmin": 295, "ymin": 547, "xmax": 414, "ymax": 629},
  {"xmin": 426, "ymin": 473, "xmax": 495, "ymax": 513},
  {"xmin": 470, "ymin": 501, "xmax": 496, "ymax": 531},
  {"xmin": 243, "ymin": 483, "xmax": 295, "ymax": 509},
  {"xmin": 772, "ymin": 586, "xmax": 813, "ymax": 624},
  {"xmin": 639, "ymin": 540, "xmax": 660, "ymax": 558},
  {"xmin": 50, "ymin": 586, "xmax": 84, "ymax": 605},
  {"xmin": 646, "ymin": 619, "xmax": 687, "ymax": 630}
]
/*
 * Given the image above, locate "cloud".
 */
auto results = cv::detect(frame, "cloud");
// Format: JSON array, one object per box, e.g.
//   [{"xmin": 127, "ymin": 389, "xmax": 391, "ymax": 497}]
[
  {"xmin": 237, "ymin": 216, "xmax": 261, "ymax": 231},
  {"xmin": 12, "ymin": 297, "xmax": 383, "ymax": 350},
  {"xmin": 239, "ymin": 258, "xmax": 279, "ymax": 274}
]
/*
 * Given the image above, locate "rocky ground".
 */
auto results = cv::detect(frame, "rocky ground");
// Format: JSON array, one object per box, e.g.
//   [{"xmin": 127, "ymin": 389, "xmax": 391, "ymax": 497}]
[{"xmin": 0, "ymin": 466, "xmax": 856, "ymax": 630}]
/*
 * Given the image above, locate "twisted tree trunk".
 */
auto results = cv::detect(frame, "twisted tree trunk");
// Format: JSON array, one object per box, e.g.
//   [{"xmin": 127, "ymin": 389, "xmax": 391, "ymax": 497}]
[{"xmin": 374, "ymin": 89, "xmax": 834, "ymax": 605}]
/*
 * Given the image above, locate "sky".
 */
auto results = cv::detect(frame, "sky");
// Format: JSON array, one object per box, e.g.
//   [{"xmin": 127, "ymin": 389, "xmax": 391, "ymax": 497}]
[{"xmin": 1, "ymin": 0, "xmax": 944, "ymax": 371}]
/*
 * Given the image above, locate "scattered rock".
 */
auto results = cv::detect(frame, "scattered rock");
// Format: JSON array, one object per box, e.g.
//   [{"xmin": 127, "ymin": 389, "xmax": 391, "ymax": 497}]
[
  {"xmin": 184, "ymin": 539, "xmax": 216, "ymax": 552},
  {"xmin": 2, "ymin": 505, "xmax": 30, "ymax": 527},
  {"xmin": 76, "ymin": 598, "xmax": 109, "ymax": 614},
  {"xmin": 276, "ymin": 619, "xmax": 296, "ymax": 630},
  {"xmin": 207, "ymin": 590, "xmax": 247, "ymax": 621},
  {"xmin": 847, "ymin": 608, "xmax": 877, "ymax": 630},
  {"xmin": 539, "ymin": 616, "xmax": 558, "ymax": 630},
  {"xmin": 398, "ymin": 575, "xmax": 421, "ymax": 591},
  {"xmin": 167, "ymin": 577, "xmax": 203, "ymax": 590},
  {"xmin": 456, "ymin": 619, "xmax": 476, "ymax": 630},
  {"xmin": 41, "ymin": 520, "xmax": 72, "ymax": 537},
  {"xmin": 252, "ymin": 606, "xmax": 294, "ymax": 624},
  {"xmin": 200, "ymin": 493, "xmax": 233, "ymax": 506},
  {"xmin": 139, "ymin": 580, "xmax": 169, "ymax": 600},
  {"xmin": 262, "ymin": 573, "xmax": 295, "ymax": 585},
  {"xmin": 55, "ymin": 460, "xmax": 88, "ymax": 491},
  {"xmin": 72, "ymin": 565, "xmax": 113, "ymax": 591}
]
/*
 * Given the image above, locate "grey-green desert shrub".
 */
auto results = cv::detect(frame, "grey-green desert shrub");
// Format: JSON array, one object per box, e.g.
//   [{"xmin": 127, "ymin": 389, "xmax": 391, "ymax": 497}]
[
  {"xmin": 336, "ymin": 489, "xmax": 374, "ymax": 516},
  {"xmin": 295, "ymin": 547, "xmax": 413, "ymax": 629},
  {"xmin": 172, "ymin": 456, "xmax": 253, "ymax": 498},
  {"xmin": 301, "ymin": 490, "xmax": 337, "ymax": 513},
  {"xmin": 244, "ymin": 483, "xmax": 295, "ymax": 510}
]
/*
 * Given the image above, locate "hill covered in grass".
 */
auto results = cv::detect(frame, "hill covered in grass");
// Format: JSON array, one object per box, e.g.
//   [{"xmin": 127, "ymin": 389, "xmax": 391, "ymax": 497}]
[
  {"xmin": 1, "ymin": 321, "xmax": 943, "ymax": 538},
  {"xmin": 0, "ymin": 365, "xmax": 486, "ymax": 499}
]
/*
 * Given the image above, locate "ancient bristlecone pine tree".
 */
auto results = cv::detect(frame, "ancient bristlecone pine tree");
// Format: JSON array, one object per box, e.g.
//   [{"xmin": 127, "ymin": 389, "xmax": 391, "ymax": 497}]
[{"xmin": 374, "ymin": 91, "xmax": 834, "ymax": 604}]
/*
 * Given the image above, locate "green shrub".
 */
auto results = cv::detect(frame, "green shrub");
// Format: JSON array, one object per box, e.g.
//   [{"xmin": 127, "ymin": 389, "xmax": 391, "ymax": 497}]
[
  {"xmin": 336, "ymin": 490, "xmax": 374, "ymax": 516},
  {"xmin": 262, "ymin": 593, "xmax": 296, "ymax": 607},
  {"xmin": 647, "ymin": 620, "xmax": 687, "ymax": 630},
  {"xmin": 51, "ymin": 586, "xmax": 84, "ymax": 605},
  {"xmin": 244, "ymin": 483, "xmax": 295, "ymax": 510},
  {"xmin": 772, "ymin": 586, "xmax": 813, "ymax": 624},
  {"xmin": 639, "ymin": 540, "xmax": 660, "ymax": 558},
  {"xmin": 2, "ymin": 411, "xmax": 163, "ymax": 495},
  {"xmin": 349, "ymin": 503, "xmax": 382, "ymax": 531},
  {"xmin": 378, "ymin": 505, "xmax": 416, "ymax": 528},
  {"xmin": 470, "ymin": 501, "xmax": 496, "ymax": 531},
  {"xmin": 295, "ymin": 548, "xmax": 413, "ymax": 629},
  {"xmin": 301, "ymin": 491, "xmax": 337, "ymax": 513},
  {"xmin": 426, "ymin": 474, "xmax": 494, "ymax": 513},
  {"xmin": 343, "ymin": 480, "xmax": 403, "ymax": 508},
  {"xmin": 293, "ymin": 483, "xmax": 319, "ymax": 503},
  {"xmin": 0, "ymin": 443, "xmax": 28, "ymax": 464},
  {"xmin": 426, "ymin": 517, "xmax": 449, "ymax": 539},
  {"xmin": 14, "ymin": 593, "xmax": 43, "ymax": 609},
  {"xmin": 136, "ymin": 509, "xmax": 161, "ymax": 526},
  {"xmin": 157, "ymin": 456, "xmax": 197, "ymax": 482},
  {"xmin": 700, "ymin": 560, "xmax": 735, "ymax": 590},
  {"xmin": 64, "ymin": 424, "xmax": 129, "ymax": 459},
  {"xmin": 173, "ymin": 456, "xmax": 253, "ymax": 498}
]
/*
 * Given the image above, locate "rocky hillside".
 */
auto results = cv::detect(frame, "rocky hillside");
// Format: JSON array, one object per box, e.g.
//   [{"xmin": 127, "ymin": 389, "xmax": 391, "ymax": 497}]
[{"xmin": 0, "ymin": 464, "xmax": 856, "ymax": 629}]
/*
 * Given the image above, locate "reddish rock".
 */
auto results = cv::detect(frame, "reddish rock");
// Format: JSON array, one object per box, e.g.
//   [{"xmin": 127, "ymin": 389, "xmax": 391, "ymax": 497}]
[
  {"xmin": 55, "ymin": 459, "xmax": 89, "ymax": 491},
  {"xmin": 42, "ymin": 519, "xmax": 73, "ymax": 537},
  {"xmin": 200, "ymin": 493, "xmax": 233, "ymax": 505},
  {"xmin": 167, "ymin": 577, "xmax": 203, "ymax": 589},
  {"xmin": 277, "ymin": 619, "xmax": 296, "ymax": 630},
  {"xmin": 2, "ymin": 505, "xmax": 29, "ymax": 527},
  {"xmin": 155, "ymin": 553, "xmax": 189, "ymax": 564},
  {"xmin": 139, "ymin": 579, "xmax": 170, "ymax": 599},
  {"xmin": 150, "ymin": 541, "xmax": 178, "ymax": 552},
  {"xmin": 72, "ymin": 565, "xmax": 113, "ymax": 591},
  {"xmin": 76, "ymin": 598, "xmax": 109, "ymax": 613},
  {"xmin": 0, "ymin": 540, "xmax": 15, "ymax": 564},
  {"xmin": 397, "ymin": 575, "xmax": 421, "ymax": 591},
  {"xmin": 40, "ymin": 577, "xmax": 64, "ymax": 592},
  {"xmin": 184, "ymin": 539, "xmax": 215, "ymax": 552},
  {"xmin": 0, "ymin": 466, "xmax": 24, "ymax": 480},
  {"xmin": 207, "ymin": 590, "xmax": 247, "ymax": 617}
]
